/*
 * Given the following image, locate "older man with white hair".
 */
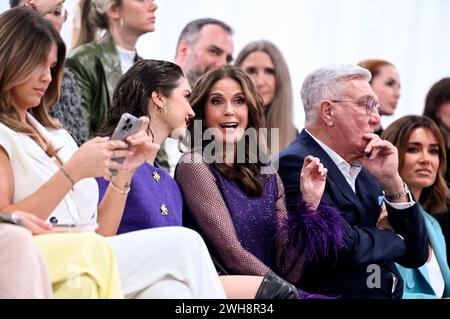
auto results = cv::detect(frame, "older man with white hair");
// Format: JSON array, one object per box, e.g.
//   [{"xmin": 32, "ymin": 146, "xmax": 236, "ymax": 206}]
[{"xmin": 276, "ymin": 64, "xmax": 428, "ymax": 299}]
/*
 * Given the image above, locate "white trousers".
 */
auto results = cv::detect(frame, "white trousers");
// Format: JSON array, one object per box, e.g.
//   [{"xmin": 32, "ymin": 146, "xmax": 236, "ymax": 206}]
[{"xmin": 106, "ymin": 227, "xmax": 226, "ymax": 299}]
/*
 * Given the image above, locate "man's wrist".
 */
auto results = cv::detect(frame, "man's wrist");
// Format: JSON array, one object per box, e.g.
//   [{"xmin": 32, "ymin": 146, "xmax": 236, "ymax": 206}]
[
  {"xmin": 380, "ymin": 175, "xmax": 404, "ymax": 195},
  {"xmin": 383, "ymin": 183, "xmax": 411, "ymax": 203}
]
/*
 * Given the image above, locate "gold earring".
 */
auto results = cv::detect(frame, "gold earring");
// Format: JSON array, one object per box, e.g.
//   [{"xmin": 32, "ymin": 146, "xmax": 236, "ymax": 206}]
[{"xmin": 156, "ymin": 106, "xmax": 167, "ymax": 117}]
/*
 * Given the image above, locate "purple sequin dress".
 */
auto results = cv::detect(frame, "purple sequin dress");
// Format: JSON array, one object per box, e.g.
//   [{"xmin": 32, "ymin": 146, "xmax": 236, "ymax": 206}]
[
  {"xmin": 175, "ymin": 152, "xmax": 349, "ymax": 289},
  {"xmin": 209, "ymin": 165, "xmax": 278, "ymax": 269}
]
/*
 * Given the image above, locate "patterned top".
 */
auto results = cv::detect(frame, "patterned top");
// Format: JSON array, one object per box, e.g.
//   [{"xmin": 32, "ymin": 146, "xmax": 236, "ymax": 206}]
[
  {"xmin": 97, "ymin": 162, "xmax": 183, "ymax": 234},
  {"xmin": 49, "ymin": 69, "xmax": 88, "ymax": 146}
]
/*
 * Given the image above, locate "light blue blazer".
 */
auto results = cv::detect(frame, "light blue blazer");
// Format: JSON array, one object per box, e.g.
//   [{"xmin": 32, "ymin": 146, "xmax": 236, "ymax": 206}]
[{"xmin": 397, "ymin": 205, "xmax": 450, "ymax": 299}]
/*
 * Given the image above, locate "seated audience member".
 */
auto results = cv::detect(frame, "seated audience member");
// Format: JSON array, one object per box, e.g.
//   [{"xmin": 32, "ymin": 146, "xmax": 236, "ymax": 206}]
[
  {"xmin": 0, "ymin": 8, "xmax": 225, "ymax": 299},
  {"xmin": 275, "ymin": 64, "xmax": 428, "ymax": 299},
  {"xmin": 235, "ymin": 40, "xmax": 297, "ymax": 155},
  {"xmin": 0, "ymin": 211, "xmax": 123, "ymax": 298},
  {"xmin": 382, "ymin": 115, "xmax": 450, "ymax": 298},
  {"xmin": 176, "ymin": 65, "xmax": 349, "ymax": 298},
  {"xmin": 68, "ymin": 0, "xmax": 169, "ymax": 168},
  {"xmin": 422, "ymin": 79, "xmax": 450, "ymax": 268},
  {"xmin": 167, "ymin": 18, "xmax": 235, "ymax": 173},
  {"xmin": 358, "ymin": 59, "xmax": 401, "ymax": 136},
  {"xmin": 11, "ymin": 0, "xmax": 88, "ymax": 145},
  {"xmin": 174, "ymin": 18, "xmax": 234, "ymax": 88},
  {"xmin": 96, "ymin": 59, "xmax": 299, "ymax": 299}
]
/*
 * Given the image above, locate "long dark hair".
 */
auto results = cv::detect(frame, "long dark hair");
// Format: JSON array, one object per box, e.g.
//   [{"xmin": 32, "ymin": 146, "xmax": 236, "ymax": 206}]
[
  {"xmin": 187, "ymin": 65, "xmax": 269, "ymax": 196},
  {"xmin": 99, "ymin": 59, "xmax": 185, "ymax": 138},
  {"xmin": 423, "ymin": 78, "xmax": 450, "ymax": 146},
  {"xmin": 382, "ymin": 115, "xmax": 449, "ymax": 213}
]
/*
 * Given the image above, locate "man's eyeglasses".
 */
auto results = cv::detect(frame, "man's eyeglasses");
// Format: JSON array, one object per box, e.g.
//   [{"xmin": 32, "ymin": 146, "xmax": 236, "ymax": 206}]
[{"xmin": 330, "ymin": 98, "xmax": 380, "ymax": 115}]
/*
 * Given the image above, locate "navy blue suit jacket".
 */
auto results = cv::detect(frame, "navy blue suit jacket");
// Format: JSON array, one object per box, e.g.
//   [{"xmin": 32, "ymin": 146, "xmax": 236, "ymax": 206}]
[{"xmin": 275, "ymin": 130, "xmax": 428, "ymax": 299}]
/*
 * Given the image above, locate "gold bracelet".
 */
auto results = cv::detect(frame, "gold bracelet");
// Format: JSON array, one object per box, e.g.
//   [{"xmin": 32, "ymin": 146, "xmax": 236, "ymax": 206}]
[
  {"xmin": 59, "ymin": 166, "xmax": 75, "ymax": 188},
  {"xmin": 110, "ymin": 179, "xmax": 131, "ymax": 195}
]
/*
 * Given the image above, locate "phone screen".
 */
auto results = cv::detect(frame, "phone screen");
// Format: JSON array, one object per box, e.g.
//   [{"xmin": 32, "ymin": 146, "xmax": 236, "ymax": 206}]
[{"xmin": 110, "ymin": 113, "xmax": 141, "ymax": 175}]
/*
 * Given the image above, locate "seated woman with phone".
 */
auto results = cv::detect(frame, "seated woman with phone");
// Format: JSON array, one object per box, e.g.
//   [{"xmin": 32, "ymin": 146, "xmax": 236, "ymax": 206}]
[{"xmin": 0, "ymin": 8, "xmax": 226, "ymax": 299}]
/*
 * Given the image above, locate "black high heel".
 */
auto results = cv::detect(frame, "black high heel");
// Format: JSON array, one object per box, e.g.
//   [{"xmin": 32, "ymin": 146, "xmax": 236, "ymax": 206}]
[{"xmin": 255, "ymin": 271, "xmax": 299, "ymax": 299}]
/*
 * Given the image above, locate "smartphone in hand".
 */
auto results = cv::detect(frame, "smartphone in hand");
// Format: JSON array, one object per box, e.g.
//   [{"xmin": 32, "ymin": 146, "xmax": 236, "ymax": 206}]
[{"xmin": 110, "ymin": 113, "xmax": 141, "ymax": 176}]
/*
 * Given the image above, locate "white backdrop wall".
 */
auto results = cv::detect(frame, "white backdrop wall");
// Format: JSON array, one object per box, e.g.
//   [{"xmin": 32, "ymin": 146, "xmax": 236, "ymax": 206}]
[{"xmin": 1, "ymin": 0, "xmax": 450, "ymax": 130}]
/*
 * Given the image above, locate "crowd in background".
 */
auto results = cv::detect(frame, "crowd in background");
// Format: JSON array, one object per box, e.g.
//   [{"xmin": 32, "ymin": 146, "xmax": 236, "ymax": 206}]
[{"xmin": 1, "ymin": 0, "xmax": 450, "ymax": 300}]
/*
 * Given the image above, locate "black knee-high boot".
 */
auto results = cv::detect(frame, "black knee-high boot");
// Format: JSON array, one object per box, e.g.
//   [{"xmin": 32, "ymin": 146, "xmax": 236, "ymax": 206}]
[{"xmin": 254, "ymin": 271, "xmax": 299, "ymax": 299}]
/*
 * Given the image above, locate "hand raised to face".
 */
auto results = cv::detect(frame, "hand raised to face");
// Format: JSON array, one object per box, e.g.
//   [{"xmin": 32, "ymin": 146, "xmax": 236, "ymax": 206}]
[
  {"xmin": 300, "ymin": 155, "xmax": 328, "ymax": 211},
  {"xmin": 359, "ymin": 133, "xmax": 405, "ymax": 195}
]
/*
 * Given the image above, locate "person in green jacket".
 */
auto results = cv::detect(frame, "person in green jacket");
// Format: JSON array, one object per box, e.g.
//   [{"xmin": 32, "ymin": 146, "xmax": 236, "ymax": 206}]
[{"xmin": 67, "ymin": 0, "xmax": 169, "ymax": 169}]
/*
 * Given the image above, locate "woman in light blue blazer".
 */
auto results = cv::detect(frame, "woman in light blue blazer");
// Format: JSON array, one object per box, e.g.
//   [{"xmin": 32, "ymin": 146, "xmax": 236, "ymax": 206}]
[{"xmin": 382, "ymin": 115, "xmax": 450, "ymax": 299}]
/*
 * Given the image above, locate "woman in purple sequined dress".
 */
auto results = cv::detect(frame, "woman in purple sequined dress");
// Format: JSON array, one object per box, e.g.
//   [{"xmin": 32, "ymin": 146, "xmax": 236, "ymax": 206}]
[{"xmin": 176, "ymin": 65, "xmax": 349, "ymax": 298}]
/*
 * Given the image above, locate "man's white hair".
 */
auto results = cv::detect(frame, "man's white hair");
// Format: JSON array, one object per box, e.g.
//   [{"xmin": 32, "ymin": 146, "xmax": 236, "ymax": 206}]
[{"xmin": 301, "ymin": 64, "xmax": 372, "ymax": 126}]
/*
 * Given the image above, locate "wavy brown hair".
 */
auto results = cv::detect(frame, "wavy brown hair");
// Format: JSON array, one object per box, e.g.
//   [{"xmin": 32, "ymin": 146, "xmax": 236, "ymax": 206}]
[
  {"xmin": 0, "ymin": 8, "xmax": 65, "ymax": 152},
  {"xmin": 187, "ymin": 65, "xmax": 269, "ymax": 196},
  {"xmin": 382, "ymin": 115, "xmax": 449, "ymax": 214},
  {"xmin": 235, "ymin": 40, "xmax": 297, "ymax": 154}
]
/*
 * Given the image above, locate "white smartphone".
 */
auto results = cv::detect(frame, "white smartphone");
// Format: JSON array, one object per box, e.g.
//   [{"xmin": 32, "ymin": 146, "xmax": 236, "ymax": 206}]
[
  {"xmin": 110, "ymin": 113, "xmax": 142, "ymax": 175},
  {"xmin": 51, "ymin": 223, "xmax": 98, "ymax": 233}
]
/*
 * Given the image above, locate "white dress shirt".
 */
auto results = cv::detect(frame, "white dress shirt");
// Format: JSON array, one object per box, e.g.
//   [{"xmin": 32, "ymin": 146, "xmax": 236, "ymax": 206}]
[{"xmin": 305, "ymin": 129, "xmax": 414, "ymax": 209}]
